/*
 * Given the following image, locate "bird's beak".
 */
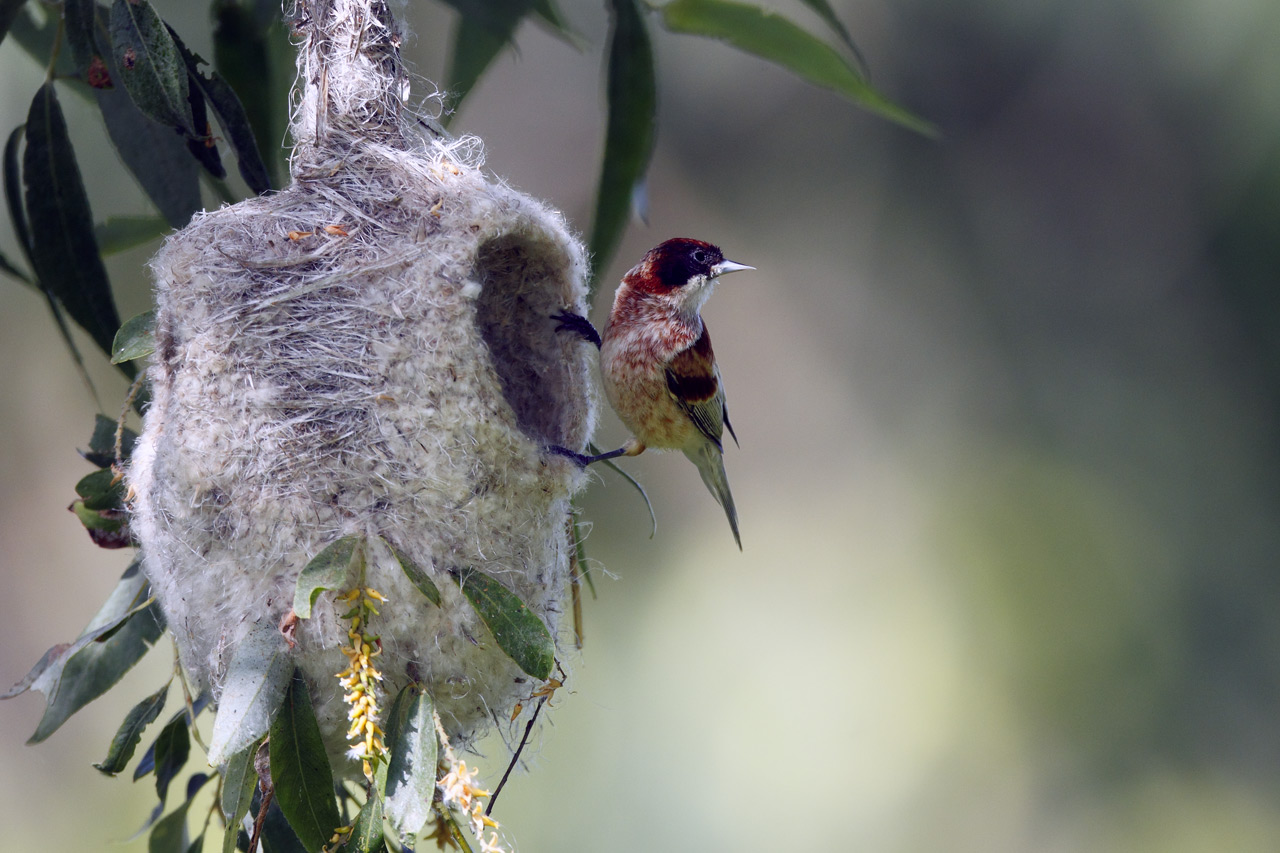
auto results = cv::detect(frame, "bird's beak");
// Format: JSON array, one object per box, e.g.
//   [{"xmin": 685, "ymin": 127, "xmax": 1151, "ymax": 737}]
[{"xmin": 711, "ymin": 259, "xmax": 754, "ymax": 277}]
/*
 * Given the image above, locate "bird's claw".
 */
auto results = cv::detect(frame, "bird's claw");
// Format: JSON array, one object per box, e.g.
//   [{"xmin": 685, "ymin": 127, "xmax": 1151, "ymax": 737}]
[
  {"xmin": 547, "ymin": 445, "xmax": 593, "ymax": 468},
  {"xmin": 550, "ymin": 309, "xmax": 602, "ymax": 349}
]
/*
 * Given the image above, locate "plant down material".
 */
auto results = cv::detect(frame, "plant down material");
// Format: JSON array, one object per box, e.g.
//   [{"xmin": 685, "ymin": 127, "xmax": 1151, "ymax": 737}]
[{"xmin": 126, "ymin": 0, "xmax": 595, "ymax": 776}]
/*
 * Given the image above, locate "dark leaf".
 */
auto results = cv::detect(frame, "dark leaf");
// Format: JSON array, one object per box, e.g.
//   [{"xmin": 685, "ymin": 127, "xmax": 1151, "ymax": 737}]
[
  {"xmin": 28, "ymin": 598, "xmax": 163, "ymax": 742},
  {"xmin": 451, "ymin": 567, "xmax": 555, "ymax": 680},
  {"xmin": 382, "ymin": 537, "xmax": 441, "ymax": 606},
  {"xmin": 0, "ymin": 249, "xmax": 31, "ymax": 286},
  {"xmin": 96, "ymin": 215, "xmax": 171, "ymax": 254},
  {"xmin": 530, "ymin": 0, "xmax": 579, "ymax": 44},
  {"xmin": 3, "ymin": 126, "xmax": 33, "ymax": 269},
  {"xmin": 113, "ymin": 310, "xmax": 157, "ymax": 363},
  {"xmin": 660, "ymin": 0, "xmax": 936, "ymax": 136},
  {"xmin": 6, "ymin": 4, "xmax": 79, "ymax": 78},
  {"xmin": 83, "ymin": 412, "xmax": 140, "ymax": 468},
  {"xmin": 95, "ymin": 685, "xmax": 167, "ymax": 775},
  {"xmin": 63, "ymin": 0, "xmax": 101, "ymax": 75},
  {"xmin": 69, "ymin": 500, "xmax": 130, "ymax": 547},
  {"xmin": 206, "ymin": 619, "xmax": 293, "ymax": 766},
  {"xmin": 23, "ymin": 83, "xmax": 123, "ymax": 357},
  {"xmin": 213, "ymin": 2, "xmax": 289, "ymax": 189},
  {"xmin": 293, "ymin": 535, "xmax": 363, "ymax": 619},
  {"xmin": 95, "ymin": 19, "xmax": 202, "ymax": 231},
  {"xmin": 589, "ymin": 0, "xmax": 656, "ymax": 288},
  {"xmin": 0, "ymin": 0, "xmax": 28, "ymax": 49},
  {"xmin": 446, "ymin": 15, "xmax": 513, "ymax": 115},
  {"xmin": 220, "ymin": 741, "xmax": 261, "ymax": 853},
  {"xmin": 148, "ymin": 800, "xmax": 191, "ymax": 853},
  {"xmin": 269, "ymin": 671, "xmax": 340, "ymax": 853},
  {"xmin": 181, "ymin": 70, "xmax": 226, "ymax": 179},
  {"xmin": 169, "ymin": 24, "xmax": 271, "ymax": 194},
  {"xmin": 383, "ymin": 685, "xmax": 437, "ymax": 838},
  {"xmin": 110, "ymin": 0, "xmax": 193, "ymax": 133},
  {"xmin": 258, "ymin": 797, "xmax": 309, "ymax": 853},
  {"xmin": 153, "ymin": 714, "xmax": 192, "ymax": 804},
  {"xmin": 136, "ymin": 693, "xmax": 210, "ymax": 780}
]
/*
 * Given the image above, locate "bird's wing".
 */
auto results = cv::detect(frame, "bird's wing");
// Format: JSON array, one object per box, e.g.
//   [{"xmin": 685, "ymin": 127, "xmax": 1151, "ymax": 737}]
[{"xmin": 665, "ymin": 324, "xmax": 727, "ymax": 451}]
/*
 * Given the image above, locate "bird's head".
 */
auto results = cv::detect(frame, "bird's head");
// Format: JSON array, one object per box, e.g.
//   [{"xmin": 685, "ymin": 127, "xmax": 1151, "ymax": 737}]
[{"xmin": 619, "ymin": 238, "xmax": 753, "ymax": 321}]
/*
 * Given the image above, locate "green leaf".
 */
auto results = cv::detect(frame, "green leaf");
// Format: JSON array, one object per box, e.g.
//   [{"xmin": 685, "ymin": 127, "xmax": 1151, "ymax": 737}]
[
  {"xmin": 152, "ymin": 713, "xmax": 192, "ymax": 805},
  {"xmin": 113, "ymin": 310, "xmax": 156, "ymax": 363},
  {"xmin": 269, "ymin": 671, "xmax": 340, "ymax": 853},
  {"xmin": 136, "ymin": 693, "xmax": 210, "ymax": 780},
  {"xmin": 96, "ymin": 216, "xmax": 171, "ymax": 255},
  {"xmin": 169, "ymin": 24, "xmax": 271, "ymax": 194},
  {"xmin": 110, "ymin": 0, "xmax": 194, "ymax": 134},
  {"xmin": 796, "ymin": 0, "xmax": 865, "ymax": 70},
  {"xmin": 383, "ymin": 685, "xmax": 437, "ymax": 839},
  {"xmin": 148, "ymin": 800, "xmax": 192, "ymax": 853},
  {"xmin": 23, "ymin": 83, "xmax": 125, "ymax": 359},
  {"xmin": 206, "ymin": 619, "xmax": 293, "ymax": 766},
  {"xmin": 293, "ymin": 535, "xmax": 363, "ymax": 619},
  {"xmin": 213, "ymin": 2, "xmax": 290, "ymax": 189},
  {"xmin": 348, "ymin": 784, "xmax": 386, "ymax": 853},
  {"xmin": 94, "ymin": 684, "xmax": 168, "ymax": 775},
  {"xmin": 76, "ymin": 467, "xmax": 125, "ymax": 510},
  {"xmin": 6, "ymin": 5, "xmax": 80, "ymax": 78},
  {"xmin": 63, "ymin": 0, "xmax": 101, "ymax": 74},
  {"xmin": 660, "ymin": 0, "xmax": 936, "ymax": 136},
  {"xmin": 28, "ymin": 598, "xmax": 164, "ymax": 742},
  {"xmin": 446, "ymin": 15, "xmax": 512, "ymax": 115},
  {"xmin": 220, "ymin": 740, "xmax": 261, "ymax": 853},
  {"xmin": 451, "ymin": 567, "xmax": 555, "ymax": 680},
  {"xmin": 83, "ymin": 412, "xmax": 140, "ymax": 468},
  {"xmin": 94, "ymin": 6, "xmax": 203, "ymax": 231},
  {"xmin": 0, "ymin": 0, "xmax": 29, "ymax": 48},
  {"xmin": 382, "ymin": 538, "xmax": 441, "ymax": 606},
  {"xmin": 589, "ymin": 0, "xmax": 656, "ymax": 288}
]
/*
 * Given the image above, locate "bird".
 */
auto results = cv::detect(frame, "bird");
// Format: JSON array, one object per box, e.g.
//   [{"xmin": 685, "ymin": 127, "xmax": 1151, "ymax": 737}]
[{"xmin": 551, "ymin": 237, "xmax": 753, "ymax": 549}]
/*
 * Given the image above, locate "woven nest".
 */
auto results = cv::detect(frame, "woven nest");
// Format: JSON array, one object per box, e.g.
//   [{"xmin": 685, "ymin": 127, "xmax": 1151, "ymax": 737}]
[{"xmin": 126, "ymin": 0, "xmax": 595, "ymax": 773}]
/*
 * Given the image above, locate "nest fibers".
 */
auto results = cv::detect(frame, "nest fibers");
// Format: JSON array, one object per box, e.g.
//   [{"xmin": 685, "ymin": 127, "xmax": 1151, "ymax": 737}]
[{"xmin": 126, "ymin": 0, "xmax": 595, "ymax": 773}]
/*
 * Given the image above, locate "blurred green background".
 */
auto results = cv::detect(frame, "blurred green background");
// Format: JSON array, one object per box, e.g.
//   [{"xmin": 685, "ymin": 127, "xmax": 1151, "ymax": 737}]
[{"xmin": 5, "ymin": 0, "xmax": 1280, "ymax": 850}]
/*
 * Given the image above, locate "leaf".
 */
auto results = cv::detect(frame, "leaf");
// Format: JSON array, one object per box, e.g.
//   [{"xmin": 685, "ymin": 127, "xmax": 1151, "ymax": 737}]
[
  {"xmin": 446, "ymin": 15, "xmax": 512, "ymax": 115},
  {"xmin": 83, "ymin": 412, "xmax": 140, "ymax": 468},
  {"xmin": 148, "ymin": 800, "xmax": 192, "ymax": 853},
  {"xmin": 23, "ymin": 83, "xmax": 123, "ymax": 358},
  {"xmin": 169, "ymin": 24, "xmax": 271, "ymax": 194},
  {"xmin": 206, "ymin": 619, "xmax": 293, "ymax": 766},
  {"xmin": 94, "ymin": 684, "xmax": 168, "ymax": 775},
  {"xmin": 0, "ymin": 0, "xmax": 29, "ymax": 49},
  {"xmin": 259, "ymin": 797, "xmax": 309, "ymax": 853},
  {"xmin": 76, "ymin": 467, "xmax": 125, "ymax": 510},
  {"xmin": 96, "ymin": 215, "xmax": 171, "ymax": 254},
  {"xmin": 136, "ymin": 693, "xmax": 211, "ymax": 779},
  {"xmin": 383, "ymin": 685, "xmax": 437, "ymax": 838},
  {"xmin": 220, "ymin": 741, "xmax": 261, "ymax": 853},
  {"xmin": 348, "ymin": 784, "xmax": 386, "ymax": 853},
  {"xmin": 181, "ymin": 68, "xmax": 226, "ymax": 180},
  {"xmin": 0, "ymin": 249, "xmax": 31, "ymax": 285},
  {"xmin": 6, "ymin": 4, "xmax": 80, "ymax": 78},
  {"xmin": 269, "ymin": 671, "xmax": 340, "ymax": 853},
  {"xmin": 293, "ymin": 535, "xmax": 363, "ymax": 619},
  {"xmin": 110, "ymin": 0, "xmax": 193, "ymax": 134},
  {"xmin": 113, "ymin": 310, "xmax": 157, "ymax": 363},
  {"xmin": 95, "ymin": 17, "xmax": 203, "ymax": 231},
  {"xmin": 660, "ymin": 0, "xmax": 936, "ymax": 136},
  {"xmin": 589, "ymin": 0, "xmax": 656, "ymax": 288},
  {"xmin": 795, "ymin": 0, "xmax": 865, "ymax": 70},
  {"xmin": 382, "ymin": 537, "xmax": 441, "ymax": 606},
  {"xmin": 152, "ymin": 713, "xmax": 192, "ymax": 805},
  {"xmin": 451, "ymin": 567, "xmax": 555, "ymax": 680},
  {"xmin": 63, "ymin": 0, "xmax": 100, "ymax": 74},
  {"xmin": 212, "ymin": 2, "xmax": 290, "ymax": 189},
  {"xmin": 28, "ymin": 599, "xmax": 164, "ymax": 742}
]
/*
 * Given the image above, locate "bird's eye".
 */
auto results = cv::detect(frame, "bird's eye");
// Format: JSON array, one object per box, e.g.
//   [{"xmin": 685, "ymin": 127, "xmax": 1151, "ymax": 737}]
[{"xmin": 692, "ymin": 249, "xmax": 707, "ymax": 264}]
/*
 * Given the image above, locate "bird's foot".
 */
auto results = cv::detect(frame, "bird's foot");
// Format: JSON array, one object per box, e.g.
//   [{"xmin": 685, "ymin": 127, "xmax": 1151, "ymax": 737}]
[
  {"xmin": 550, "ymin": 309, "xmax": 602, "ymax": 349},
  {"xmin": 548, "ymin": 439, "xmax": 645, "ymax": 468}
]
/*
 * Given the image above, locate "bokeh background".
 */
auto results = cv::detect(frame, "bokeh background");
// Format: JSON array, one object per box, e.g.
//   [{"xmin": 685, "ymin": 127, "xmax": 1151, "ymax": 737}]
[{"xmin": 4, "ymin": 0, "xmax": 1280, "ymax": 850}]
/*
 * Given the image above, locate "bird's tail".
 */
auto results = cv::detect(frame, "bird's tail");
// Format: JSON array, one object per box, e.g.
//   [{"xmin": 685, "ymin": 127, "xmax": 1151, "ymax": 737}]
[{"xmin": 685, "ymin": 441, "xmax": 741, "ymax": 550}]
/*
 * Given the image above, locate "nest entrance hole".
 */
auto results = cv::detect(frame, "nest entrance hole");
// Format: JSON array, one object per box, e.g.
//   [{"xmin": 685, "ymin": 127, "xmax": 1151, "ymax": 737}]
[{"xmin": 473, "ymin": 234, "xmax": 580, "ymax": 448}]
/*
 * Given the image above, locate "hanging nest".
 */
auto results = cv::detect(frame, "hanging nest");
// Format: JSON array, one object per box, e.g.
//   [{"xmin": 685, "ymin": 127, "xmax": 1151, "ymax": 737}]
[{"xmin": 126, "ymin": 0, "xmax": 595, "ymax": 778}]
